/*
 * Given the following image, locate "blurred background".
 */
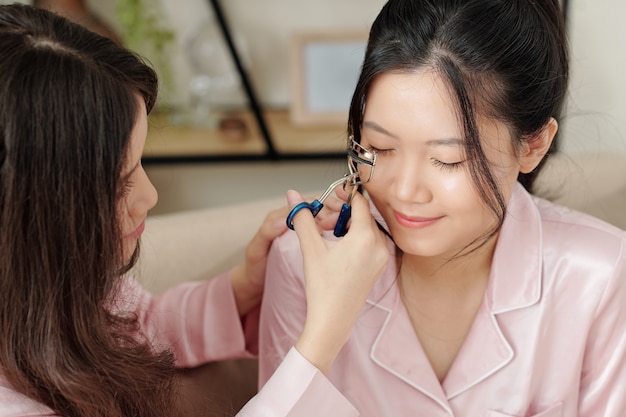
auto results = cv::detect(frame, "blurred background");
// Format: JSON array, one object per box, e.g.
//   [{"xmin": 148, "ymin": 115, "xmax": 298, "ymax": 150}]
[{"xmin": 5, "ymin": 0, "xmax": 625, "ymax": 215}]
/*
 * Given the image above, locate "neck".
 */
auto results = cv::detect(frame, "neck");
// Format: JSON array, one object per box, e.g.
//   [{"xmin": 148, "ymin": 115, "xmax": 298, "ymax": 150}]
[
  {"xmin": 398, "ymin": 237, "xmax": 496, "ymax": 291},
  {"xmin": 397, "ymin": 241, "xmax": 496, "ymax": 383}
]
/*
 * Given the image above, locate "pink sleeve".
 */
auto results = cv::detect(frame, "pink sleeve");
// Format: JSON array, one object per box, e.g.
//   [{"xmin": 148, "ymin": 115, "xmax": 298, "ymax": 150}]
[
  {"xmin": 121, "ymin": 271, "xmax": 257, "ymax": 368},
  {"xmin": 258, "ymin": 232, "xmax": 308, "ymax": 385},
  {"xmin": 578, "ymin": 237, "xmax": 626, "ymax": 416},
  {"xmin": 238, "ymin": 347, "xmax": 358, "ymax": 417},
  {"xmin": 0, "ymin": 384, "xmax": 55, "ymax": 417}
]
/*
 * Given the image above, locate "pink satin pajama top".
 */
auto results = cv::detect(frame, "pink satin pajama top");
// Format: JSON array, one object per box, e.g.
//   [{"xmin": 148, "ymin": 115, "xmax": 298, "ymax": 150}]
[
  {"xmin": 259, "ymin": 183, "xmax": 626, "ymax": 417},
  {"xmin": 1, "ymin": 274, "xmax": 357, "ymax": 416}
]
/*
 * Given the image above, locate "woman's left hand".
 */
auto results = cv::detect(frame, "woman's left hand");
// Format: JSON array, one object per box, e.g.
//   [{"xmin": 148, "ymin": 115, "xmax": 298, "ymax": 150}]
[{"xmin": 230, "ymin": 191, "xmax": 345, "ymax": 315}]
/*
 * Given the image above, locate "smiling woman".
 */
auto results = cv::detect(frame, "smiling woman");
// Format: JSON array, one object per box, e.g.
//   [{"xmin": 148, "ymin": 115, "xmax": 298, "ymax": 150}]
[
  {"xmin": 359, "ymin": 70, "xmax": 552, "ymax": 260},
  {"xmin": 259, "ymin": 1, "xmax": 626, "ymax": 416}
]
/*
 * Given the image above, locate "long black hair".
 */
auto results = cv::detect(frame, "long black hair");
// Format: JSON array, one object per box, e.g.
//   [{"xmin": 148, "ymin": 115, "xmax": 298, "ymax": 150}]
[{"xmin": 348, "ymin": 0, "xmax": 568, "ymax": 246}]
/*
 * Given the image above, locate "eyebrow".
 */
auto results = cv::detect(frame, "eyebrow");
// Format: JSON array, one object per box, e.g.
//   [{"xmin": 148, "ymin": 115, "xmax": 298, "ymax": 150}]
[
  {"xmin": 362, "ymin": 120, "xmax": 462, "ymax": 147},
  {"xmin": 425, "ymin": 137, "xmax": 463, "ymax": 147}
]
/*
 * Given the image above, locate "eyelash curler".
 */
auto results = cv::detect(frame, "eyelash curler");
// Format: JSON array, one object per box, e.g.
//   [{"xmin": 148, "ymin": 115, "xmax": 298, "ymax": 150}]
[{"xmin": 286, "ymin": 137, "xmax": 376, "ymax": 237}]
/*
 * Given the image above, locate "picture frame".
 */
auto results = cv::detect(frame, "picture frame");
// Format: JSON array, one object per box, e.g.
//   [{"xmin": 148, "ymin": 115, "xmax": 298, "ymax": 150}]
[{"xmin": 289, "ymin": 31, "xmax": 368, "ymax": 127}]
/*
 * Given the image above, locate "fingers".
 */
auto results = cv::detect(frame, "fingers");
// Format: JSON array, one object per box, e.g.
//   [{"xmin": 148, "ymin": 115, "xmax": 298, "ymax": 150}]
[
  {"xmin": 334, "ymin": 183, "xmax": 350, "ymax": 201},
  {"xmin": 296, "ymin": 184, "xmax": 352, "ymax": 233},
  {"xmin": 286, "ymin": 189, "xmax": 304, "ymax": 207},
  {"xmin": 345, "ymin": 192, "xmax": 370, "ymax": 228},
  {"xmin": 288, "ymin": 190, "xmax": 323, "ymax": 254},
  {"xmin": 342, "ymin": 194, "xmax": 387, "ymax": 265},
  {"xmin": 245, "ymin": 206, "xmax": 288, "ymax": 260},
  {"xmin": 286, "ymin": 191, "xmax": 331, "ymax": 235},
  {"xmin": 310, "ymin": 194, "xmax": 345, "ymax": 231}
]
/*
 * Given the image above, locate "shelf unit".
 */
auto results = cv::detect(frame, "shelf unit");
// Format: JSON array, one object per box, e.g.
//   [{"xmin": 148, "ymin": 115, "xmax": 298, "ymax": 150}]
[
  {"xmin": 144, "ymin": 0, "xmax": 570, "ymax": 164},
  {"xmin": 144, "ymin": 109, "xmax": 348, "ymax": 163},
  {"xmin": 143, "ymin": 0, "xmax": 349, "ymax": 164}
]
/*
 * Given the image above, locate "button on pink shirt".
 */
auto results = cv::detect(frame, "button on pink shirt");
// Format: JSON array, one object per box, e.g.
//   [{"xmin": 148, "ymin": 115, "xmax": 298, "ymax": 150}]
[{"xmin": 260, "ymin": 183, "xmax": 626, "ymax": 417}]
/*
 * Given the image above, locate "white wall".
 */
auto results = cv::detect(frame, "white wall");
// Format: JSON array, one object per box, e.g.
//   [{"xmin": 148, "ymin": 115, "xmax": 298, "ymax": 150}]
[
  {"xmin": 561, "ymin": 0, "xmax": 626, "ymax": 155},
  {"xmin": 161, "ymin": 0, "xmax": 387, "ymax": 108}
]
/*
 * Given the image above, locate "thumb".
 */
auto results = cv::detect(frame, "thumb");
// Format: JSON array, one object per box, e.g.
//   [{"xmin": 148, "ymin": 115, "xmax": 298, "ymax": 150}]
[
  {"xmin": 287, "ymin": 189, "xmax": 303, "ymax": 206},
  {"xmin": 287, "ymin": 190, "xmax": 321, "ymax": 254},
  {"xmin": 345, "ymin": 192, "xmax": 371, "ymax": 228}
]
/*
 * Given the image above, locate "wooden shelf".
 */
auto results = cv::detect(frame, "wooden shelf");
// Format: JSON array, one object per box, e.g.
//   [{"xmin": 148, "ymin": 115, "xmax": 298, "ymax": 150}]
[
  {"xmin": 270, "ymin": 110, "xmax": 347, "ymax": 154},
  {"xmin": 145, "ymin": 110, "xmax": 265, "ymax": 158},
  {"xmin": 145, "ymin": 0, "xmax": 354, "ymax": 163},
  {"xmin": 144, "ymin": 109, "xmax": 348, "ymax": 161}
]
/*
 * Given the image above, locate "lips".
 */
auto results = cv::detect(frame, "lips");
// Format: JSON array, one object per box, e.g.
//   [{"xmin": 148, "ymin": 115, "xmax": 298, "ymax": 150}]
[
  {"xmin": 124, "ymin": 220, "xmax": 145, "ymax": 239},
  {"xmin": 393, "ymin": 211, "xmax": 442, "ymax": 229}
]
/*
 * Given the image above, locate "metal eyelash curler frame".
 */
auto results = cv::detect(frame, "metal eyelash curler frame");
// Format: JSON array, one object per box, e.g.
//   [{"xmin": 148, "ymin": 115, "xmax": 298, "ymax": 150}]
[{"xmin": 286, "ymin": 137, "xmax": 377, "ymax": 237}]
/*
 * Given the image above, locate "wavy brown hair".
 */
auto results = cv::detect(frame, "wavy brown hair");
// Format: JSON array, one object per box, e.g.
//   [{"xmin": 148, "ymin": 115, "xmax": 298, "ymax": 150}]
[{"xmin": 0, "ymin": 4, "xmax": 179, "ymax": 417}]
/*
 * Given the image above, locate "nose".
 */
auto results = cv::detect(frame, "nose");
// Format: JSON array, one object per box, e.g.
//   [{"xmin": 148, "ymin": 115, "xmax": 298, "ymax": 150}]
[
  {"xmin": 138, "ymin": 166, "xmax": 158, "ymax": 213},
  {"xmin": 392, "ymin": 156, "xmax": 433, "ymax": 204}
]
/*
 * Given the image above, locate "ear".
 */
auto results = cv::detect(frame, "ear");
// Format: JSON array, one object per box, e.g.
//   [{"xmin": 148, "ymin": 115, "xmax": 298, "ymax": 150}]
[{"xmin": 519, "ymin": 117, "xmax": 558, "ymax": 174}]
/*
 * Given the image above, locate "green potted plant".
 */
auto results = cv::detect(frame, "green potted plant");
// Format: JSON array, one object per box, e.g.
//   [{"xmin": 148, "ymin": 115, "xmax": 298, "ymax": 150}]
[{"xmin": 115, "ymin": 0, "xmax": 175, "ymax": 107}]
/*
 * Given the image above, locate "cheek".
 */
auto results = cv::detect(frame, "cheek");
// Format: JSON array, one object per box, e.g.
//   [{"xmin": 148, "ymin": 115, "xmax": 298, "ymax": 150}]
[
  {"xmin": 117, "ymin": 198, "xmax": 133, "ymax": 229},
  {"xmin": 362, "ymin": 176, "xmax": 385, "ymax": 199},
  {"xmin": 436, "ymin": 170, "xmax": 488, "ymax": 216},
  {"xmin": 123, "ymin": 195, "xmax": 138, "ymax": 216},
  {"xmin": 118, "ymin": 191, "xmax": 141, "ymax": 221},
  {"xmin": 438, "ymin": 170, "xmax": 471, "ymax": 193},
  {"xmin": 492, "ymin": 163, "xmax": 520, "ymax": 197},
  {"xmin": 483, "ymin": 139, "xmax": 522, "ymax": 192}
]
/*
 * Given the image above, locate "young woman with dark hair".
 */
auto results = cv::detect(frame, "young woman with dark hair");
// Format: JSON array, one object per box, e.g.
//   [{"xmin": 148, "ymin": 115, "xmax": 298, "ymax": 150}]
[
  {"xmin": 260, "ymin": 1, "xmax": 626, "ymax": 416},
  {"xmin": 0, "ymin": 4, "xmax": 388, "ymax": 416}
]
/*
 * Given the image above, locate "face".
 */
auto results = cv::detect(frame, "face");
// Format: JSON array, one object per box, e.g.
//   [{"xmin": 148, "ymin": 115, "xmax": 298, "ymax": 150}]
[
  {"xmin": 119, "ymin": 97, "xmax": 158, "ymax": 261},
  {"xmin": 360, "ymin": 70, "xmax": 522, "ymax": 261}
]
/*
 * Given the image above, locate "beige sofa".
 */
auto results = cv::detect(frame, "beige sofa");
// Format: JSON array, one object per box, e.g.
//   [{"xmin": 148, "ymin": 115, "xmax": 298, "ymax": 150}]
[{"xmin": 133, "ymin": 152, "xmax": 626, "ymax": 412}]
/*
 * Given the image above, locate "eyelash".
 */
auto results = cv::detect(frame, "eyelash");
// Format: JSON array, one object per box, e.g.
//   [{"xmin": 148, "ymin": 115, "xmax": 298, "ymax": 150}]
[
  {"xmin": 367, "ymin": 145, "xmax": 392, "ymax": 156},
  {"xmin": 432, "ymin": 159, "xmax": 464, "ymax": 171},
  {"xmin": 120, "ymin": 180, "xmax": 133, "ymax": 197},
  {"xmin": 368, "ymin": 146, "xmax": 463, "ymax": 171}
]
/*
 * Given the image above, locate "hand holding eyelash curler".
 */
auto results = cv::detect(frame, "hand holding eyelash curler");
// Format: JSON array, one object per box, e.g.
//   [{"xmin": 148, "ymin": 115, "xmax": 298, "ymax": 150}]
[
  {"xmin": 286, "ymin": 138, "xmax": 377, "ymax": 237},
  {"xmin": 286, "ymin": 174, "xmax": 359, "ymax": 237}
]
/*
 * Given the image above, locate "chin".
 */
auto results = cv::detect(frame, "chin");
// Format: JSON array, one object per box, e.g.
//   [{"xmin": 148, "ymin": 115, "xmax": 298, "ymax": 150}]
[
  {"xmin": 393, "ymin": 234, "xmax": 441, "ymax": 257},
  {"xmin": 122, "ymin": 240, "xmax": 139, "ymax": 264}
]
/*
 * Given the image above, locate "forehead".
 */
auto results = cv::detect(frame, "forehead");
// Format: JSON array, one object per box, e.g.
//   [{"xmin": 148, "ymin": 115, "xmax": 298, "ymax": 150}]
[
  {"xmin": 368, "ymin": 70, "xmax": 453, "ymax": 103},
  {"xmin": 363, "ymin": 70, "xmax": 514, "ymax": 148}
]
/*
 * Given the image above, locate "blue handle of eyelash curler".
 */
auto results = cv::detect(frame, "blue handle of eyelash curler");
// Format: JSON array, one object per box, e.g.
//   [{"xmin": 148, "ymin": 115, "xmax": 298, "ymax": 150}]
[
  {"xmin": 333, "ymin": 203, "xmax": 352, "ymax": 237},
  {"xmin": 286, "ymin": 200, "xmax": 324, "ymax": 230}
]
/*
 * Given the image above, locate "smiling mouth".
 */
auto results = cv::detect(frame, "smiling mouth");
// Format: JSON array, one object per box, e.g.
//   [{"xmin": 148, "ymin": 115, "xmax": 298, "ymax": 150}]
[{"xmin": 393, "ymin": 211, "xmax": 442, "ymax": 229}]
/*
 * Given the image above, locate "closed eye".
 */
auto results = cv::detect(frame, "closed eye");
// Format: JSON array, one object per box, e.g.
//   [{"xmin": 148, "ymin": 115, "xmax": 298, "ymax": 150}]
[
  {"xmin": 120, "ymin": 180, "xmax": 134, "ymax": 197},
  {"xmin": 367, "ymin": 145, "xmax": 394, "ymax": 156},
  {"xmin": 432, "ymin": 158, "xmax": 464, "ymax": 172}
]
